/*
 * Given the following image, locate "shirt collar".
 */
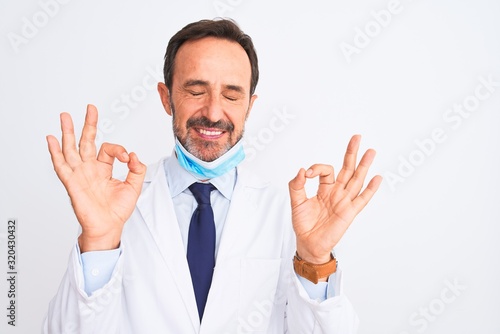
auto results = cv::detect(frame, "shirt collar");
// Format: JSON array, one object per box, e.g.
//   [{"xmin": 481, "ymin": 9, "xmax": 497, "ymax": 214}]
[{"xmin": 164, "ymin": 150, "xmax": 237, "ymax": 200}]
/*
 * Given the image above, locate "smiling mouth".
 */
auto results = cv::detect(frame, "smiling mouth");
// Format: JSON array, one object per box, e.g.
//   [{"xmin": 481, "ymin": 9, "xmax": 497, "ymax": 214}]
[{"xmin": 195, "ymin": 127, "xmax": 225, "ymax": 139}]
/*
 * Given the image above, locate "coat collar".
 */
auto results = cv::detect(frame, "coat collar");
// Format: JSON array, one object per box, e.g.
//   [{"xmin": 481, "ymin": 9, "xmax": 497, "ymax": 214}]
[{"xmin": 163, "ymin": 153, "xmax": 237, "ymax": 201}]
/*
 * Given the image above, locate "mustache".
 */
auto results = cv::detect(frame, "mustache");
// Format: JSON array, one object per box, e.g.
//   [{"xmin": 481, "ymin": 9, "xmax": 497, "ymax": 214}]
[{"xmin": 186, "ymin": 116, "xmax": 234, "ymax": 132}]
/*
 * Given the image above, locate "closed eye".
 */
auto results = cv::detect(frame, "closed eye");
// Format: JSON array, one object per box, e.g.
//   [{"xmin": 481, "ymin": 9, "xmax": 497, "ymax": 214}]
[
  {"xmin": 189, "ymin": 90, "xmax": 204, "ymax": 96},
  {"xmin": 224, "ymin": 95, "xmax": 238, "ymax": 101}
]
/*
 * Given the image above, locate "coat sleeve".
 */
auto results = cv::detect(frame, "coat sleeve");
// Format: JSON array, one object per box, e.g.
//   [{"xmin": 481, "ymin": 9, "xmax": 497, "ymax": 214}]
[
  {"xmin": 42, "ymin": 244, "xmax": 125, "ymax": 334},
  {"xmin": 279, "ymin": 191, "xmax": 359, "ymax": 334},
  {"xmin": 285, "ymin": 266, "xmax": 359, "ymax": 333}
]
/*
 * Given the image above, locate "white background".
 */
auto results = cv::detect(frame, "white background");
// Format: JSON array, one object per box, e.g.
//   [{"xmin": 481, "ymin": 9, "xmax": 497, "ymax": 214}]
[{"xmin": 1, "ymin": 0, "xmax": 499, "ymax": 333}]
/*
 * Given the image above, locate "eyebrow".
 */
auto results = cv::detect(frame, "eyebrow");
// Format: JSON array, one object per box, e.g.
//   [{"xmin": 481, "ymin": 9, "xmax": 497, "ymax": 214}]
[
  {"xmin": 183, "ymin": 79, "xmax": 209, "ymax": 88},
  {"xmin": 224, "ymin": 84, "xmax": 244, "ymax": 94},
  {"xmin": 183, "ymin": 80, "xmax": 245, "ymax": 94}
]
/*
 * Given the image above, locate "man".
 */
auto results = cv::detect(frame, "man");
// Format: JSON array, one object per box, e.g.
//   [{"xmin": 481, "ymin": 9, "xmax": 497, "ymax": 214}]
[{"xmin": 44, "ymin": 19, "xmax": 381, "ymax": 333}]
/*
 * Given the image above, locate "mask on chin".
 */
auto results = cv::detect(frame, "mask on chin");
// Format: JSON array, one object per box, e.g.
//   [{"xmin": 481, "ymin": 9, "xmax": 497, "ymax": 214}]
[{"xmin": 174, "ymin": 137, "xmax": 245, "ymax": 179}]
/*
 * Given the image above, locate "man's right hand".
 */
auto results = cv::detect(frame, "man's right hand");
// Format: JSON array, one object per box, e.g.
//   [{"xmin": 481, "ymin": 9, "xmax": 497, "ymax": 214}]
[{"xmin": 46, "ymin": 104, "xmax": 146, "ymax": 253}]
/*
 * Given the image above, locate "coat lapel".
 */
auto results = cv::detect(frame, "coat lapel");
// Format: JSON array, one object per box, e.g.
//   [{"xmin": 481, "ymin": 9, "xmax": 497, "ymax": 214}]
[
  {"xmin": 201, "ymin": 164, "xmax": 271, "ymax": 332},
  {"xmin": 216, "ymin": 164, "xmax": 270, "ymax": 263},
  {"xmin": 136, "ymin": 159, "xmax": 200, "ymax": 332}
]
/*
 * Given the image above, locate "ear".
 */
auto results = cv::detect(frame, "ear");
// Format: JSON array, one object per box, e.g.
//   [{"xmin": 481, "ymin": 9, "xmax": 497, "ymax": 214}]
[
  {"xmin": 157, "ymin": 82, "xmax": 172, "ymax": 116},
  {"xmin": 246, "ymin": 94, "xmax": 258, "ymax": 119}
]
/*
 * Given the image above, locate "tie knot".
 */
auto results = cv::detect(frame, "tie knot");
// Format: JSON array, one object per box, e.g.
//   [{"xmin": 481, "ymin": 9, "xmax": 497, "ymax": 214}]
[{"xmin": 189, "ymin": 183, "xmax": 215, "ymax": 205}]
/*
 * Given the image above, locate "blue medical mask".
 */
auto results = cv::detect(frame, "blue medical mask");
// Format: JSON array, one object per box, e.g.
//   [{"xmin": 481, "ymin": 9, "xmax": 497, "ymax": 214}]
[{"xmin": 174, "ymin": 138, "xmax": 245, "ymax": 179}]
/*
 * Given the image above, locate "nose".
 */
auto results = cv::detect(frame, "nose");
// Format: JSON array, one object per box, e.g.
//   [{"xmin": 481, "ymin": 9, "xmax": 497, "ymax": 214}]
[{"xmin": 202, "ymin": 94, "xmax": 224, "ymax": 122}]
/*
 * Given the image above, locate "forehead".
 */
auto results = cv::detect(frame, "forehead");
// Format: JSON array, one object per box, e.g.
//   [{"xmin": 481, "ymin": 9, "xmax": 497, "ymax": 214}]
[{"xmin": 173, "ymin": 37, "xmax": 252, "ymax": 90}]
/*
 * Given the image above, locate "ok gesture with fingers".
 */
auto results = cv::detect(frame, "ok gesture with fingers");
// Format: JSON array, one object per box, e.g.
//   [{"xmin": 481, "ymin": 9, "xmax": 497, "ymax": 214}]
[
  {"xmin": 46, "ymin": 104, "xmax": 146, "ymax": 252},
  {"xmin": 289, "ymin": 135, "xmax": 382, "ymax": 267}
]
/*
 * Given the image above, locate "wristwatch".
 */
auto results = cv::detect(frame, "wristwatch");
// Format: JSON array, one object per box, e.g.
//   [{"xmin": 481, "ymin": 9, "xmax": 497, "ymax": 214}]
[{"xmin": 293, "ymin": 252, "xmax": 337, "ymax": 284}]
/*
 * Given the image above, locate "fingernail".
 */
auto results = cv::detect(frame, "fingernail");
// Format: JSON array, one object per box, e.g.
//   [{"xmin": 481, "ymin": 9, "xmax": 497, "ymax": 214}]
[
  {"xmin": 306, "ymin": 169, "xmax": 313, "ymax": 176},
  {"xmin": 122, "ymin": 152, "xmax": 128, "ymax": 159}
]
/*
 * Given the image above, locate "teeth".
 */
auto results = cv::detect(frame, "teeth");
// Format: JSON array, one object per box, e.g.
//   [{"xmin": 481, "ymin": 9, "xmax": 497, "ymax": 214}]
[{"xmin": 199, "ymin": 128, "xmax": 222, "ymax": 136}]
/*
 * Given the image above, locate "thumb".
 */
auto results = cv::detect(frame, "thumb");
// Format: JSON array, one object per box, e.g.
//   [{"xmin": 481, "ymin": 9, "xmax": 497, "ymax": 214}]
[
  {"xmin": 124, "ymin": 152, "xmax": 147, "ymax": 195},
  {"xmin": 288, "ymin": 168, "xmax": 308, "ymax": 208}
]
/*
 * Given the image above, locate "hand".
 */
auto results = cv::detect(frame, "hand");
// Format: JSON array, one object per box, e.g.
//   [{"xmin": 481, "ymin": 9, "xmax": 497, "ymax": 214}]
[
  {"xmin": 288, "ymin": 135, "xmax": 382, "ymax": 265},
  {"xmin": 46, "ymin": 105, "xmax": 146, "ymax": 252}
]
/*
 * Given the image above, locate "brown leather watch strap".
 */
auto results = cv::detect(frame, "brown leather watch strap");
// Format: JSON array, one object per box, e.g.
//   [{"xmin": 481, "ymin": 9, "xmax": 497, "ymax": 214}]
[{"xmin": 293, "ymin": 253, "xmax": 337, "ymax": 284}]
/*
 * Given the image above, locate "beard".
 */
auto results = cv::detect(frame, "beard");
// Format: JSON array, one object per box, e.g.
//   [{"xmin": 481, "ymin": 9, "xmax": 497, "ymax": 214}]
[{"xmin": 170, "ymin": 98, "xmax": 245, "ymax": 162}]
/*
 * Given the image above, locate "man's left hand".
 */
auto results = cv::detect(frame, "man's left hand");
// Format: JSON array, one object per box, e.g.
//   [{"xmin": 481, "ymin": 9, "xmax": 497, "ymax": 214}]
[{"xmin": 288, "ymin": 135, "xmax": 382, "ymax": 266}]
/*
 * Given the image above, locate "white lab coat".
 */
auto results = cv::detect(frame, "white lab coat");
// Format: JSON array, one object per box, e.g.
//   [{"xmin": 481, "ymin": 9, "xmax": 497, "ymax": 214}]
[{"xmin": 43, "ymin": 158, "xmax": 358, "ymax": 333}]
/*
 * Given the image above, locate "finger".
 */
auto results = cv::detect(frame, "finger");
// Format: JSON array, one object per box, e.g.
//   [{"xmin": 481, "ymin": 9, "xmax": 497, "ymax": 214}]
[
  {"xmin": 336, "ymin": 135, "xmax": 361, "ymax": 187},
  {"xmin": 124, "ymin": 152, "xmax": 147, "ymax": 195},
  {"xmin": 345, "ymin": 149, "xmax": 377, "ymax": 198},
  {"xmin": 79, "ymin": 104, "xmax": 98, "ymax": 161},
  {"xmin": 305, "ymin": 164, "xmax": 335, "ymax": 184},
  {"xmin": 60, "ymin": 112, "xmax": 82, "ymax": 167},
  {"xmin": 288, "ymin": 168, "xmax": 308, "ymax": 208},
  {"xmin": 96, "ymin": 143, "xmax": 130, "ymax": 166},
  {"xmin": 46, "ymin": 135, "xmax": 73, "ymax": 183},
  {"xmin": 352, "ymin": 175, "xmax": 383, "ymax": 213}
]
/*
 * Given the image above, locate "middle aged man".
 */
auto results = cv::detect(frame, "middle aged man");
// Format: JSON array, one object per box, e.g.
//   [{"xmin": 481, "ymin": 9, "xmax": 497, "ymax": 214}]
[{"xmin": 44, "ymin": 19, "xmax": 382, "ymax": 333}]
